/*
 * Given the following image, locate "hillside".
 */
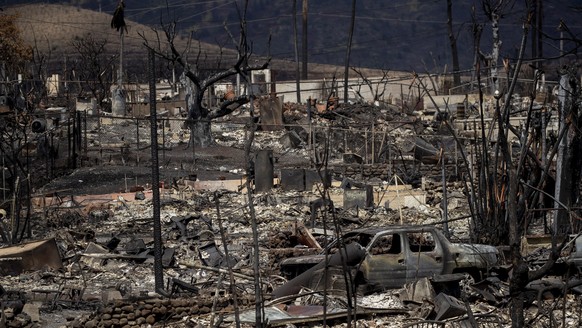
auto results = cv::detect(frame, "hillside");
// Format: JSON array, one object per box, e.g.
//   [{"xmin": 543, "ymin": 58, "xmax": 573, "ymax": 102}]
[
  {"xmin": 4, "ymin": 4, "xmax": 393, "ymax": 81},
  {"xmin": 4, "ymin": 4, "xmax": 233, "ymax": 80},
  {"xmin": 4, "ymin": 0, "xmax": 582, "ymax": 74}
]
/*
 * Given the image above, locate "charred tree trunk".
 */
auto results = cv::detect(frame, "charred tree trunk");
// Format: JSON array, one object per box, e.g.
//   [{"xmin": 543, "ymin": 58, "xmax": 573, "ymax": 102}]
[
  {"xmin": 142, "ymin": 3, "xmax": 270, "ymax": 150},
  {"xmin": 482, "ymin": 0, "xmax": 515, "ymax": 94},
  {"xmin": 531, "ymin": 0, "xmax": 543, "ymax": 69},
  {"xmin": 490, "ymin": 12, "xmax": 501, "ymax": 94},
  {"xmin": 571, "ymin": 82, "xmax": 582, "ymax": 232},
  {"xmin": 554, "ymin": 70, "xmax": 575, "ymax": 233},
  {"xmin": 185, "ymin": 84, "xmax": 213, "ymax": 147},
  {"xmin": 187, "ymin": 119, "xmax": 213, "ymax": 148}
]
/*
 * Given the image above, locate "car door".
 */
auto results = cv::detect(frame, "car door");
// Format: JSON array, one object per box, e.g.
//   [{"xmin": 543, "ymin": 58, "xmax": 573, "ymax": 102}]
[
  {"xmin": 359, "ymin": 232, "xmax": 407, "ymax": 290},
  {"xmin": 405, "ymin": 230, "xmax": 445, "ymax": 283}
]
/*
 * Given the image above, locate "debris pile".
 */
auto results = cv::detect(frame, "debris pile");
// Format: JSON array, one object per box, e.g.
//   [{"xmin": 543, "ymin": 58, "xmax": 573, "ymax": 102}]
[{"xmin": 0, "ymin": 101, "xmax": 581, "ymax": 328}]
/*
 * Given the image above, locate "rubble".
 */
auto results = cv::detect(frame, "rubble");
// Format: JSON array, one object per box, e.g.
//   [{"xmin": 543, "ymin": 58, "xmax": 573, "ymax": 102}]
[{"xmin": 0, "ymin": 102, "xmax": 580, "ymax": 328}]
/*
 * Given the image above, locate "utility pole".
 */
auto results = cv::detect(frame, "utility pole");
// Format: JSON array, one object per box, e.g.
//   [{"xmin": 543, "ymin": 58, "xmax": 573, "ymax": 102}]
[
  {"xmin": 343, "ymin": 0, "xmax": 356, "ymax": 103},
  {"xmin": 531, "ymin": 0, "xmax": 543, "ymax": 70},
  {"xmin": 301, "ymin": 0, "xmax": 308, "ymax": 79},
  {"xmin": 446, "ymin": 0, "xmax": 460, "ymax": 88},
  {"xmin": 293, "ymin": 0, "xmax": 301, "ymax": 103}
]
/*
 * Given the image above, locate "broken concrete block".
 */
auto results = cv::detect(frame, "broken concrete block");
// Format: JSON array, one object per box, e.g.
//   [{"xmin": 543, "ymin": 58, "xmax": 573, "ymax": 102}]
[
  {"xmin": 289, "ymin": 121, "xmax": 309, "ymax": 142},
  {"xmin": 101, "ymin": 290, "xmax": 123, "ymax": 304},
  {"xmin": 280, "ymin": 168, "xmax": 305, "ymax": 191},
  {"xmin": 82, "ymin": 242, "xmax": 109, "ymax": 268},
  {"xmin": 433, "ymin": 292, "xmax": 467, "ymax": 321},
  {"xmin": 399, "ymin": 277, "xmax": 435, "ymax": 303},
  {"xmin": 162, "ymin": 248, "xmax": 175, "ymax": 267},
  {"xmin": 340, "ymin": 178, "xmax": 367, "ymax": 189},
  {"xmin": 343, "ymin": 153, "xmax": 363, "ymax": 164},
  {"xmin": 22, "ymin": 303, "xmax": 40, "ymax": 322},
  {"xmin": 343, "ymin": 185, "xmax": 373, "ymax": 209},
  {"xmin": 100, "ymin": 117, "xmax": 113, "ymax": 125},
  {"xmin": 125, "ymin": 239, "xmax": 147, "ymax": 255},
  {"xmin": 85, "ymin": 242, "xmax": 109, "ymax": 254},
  {"xmin": 279, "ymin": 130, "xmax": 303, "ymax": 149}
]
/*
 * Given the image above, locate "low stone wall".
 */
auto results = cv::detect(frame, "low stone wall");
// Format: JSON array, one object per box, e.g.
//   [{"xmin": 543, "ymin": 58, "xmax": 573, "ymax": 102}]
[
  {"xmin": 334, "ymin": 164, "xmax": 391, "ymax": 181},
  {"xmin": 69, "ymin": 295, "xmax": 254, "ymax": 328}
]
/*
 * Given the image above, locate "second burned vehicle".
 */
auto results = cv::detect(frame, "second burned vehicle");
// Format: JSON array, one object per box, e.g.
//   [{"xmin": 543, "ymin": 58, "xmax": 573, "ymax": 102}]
[{"xmin": 274, "ymin": 225, "xmax": 500, "ymax": 298}]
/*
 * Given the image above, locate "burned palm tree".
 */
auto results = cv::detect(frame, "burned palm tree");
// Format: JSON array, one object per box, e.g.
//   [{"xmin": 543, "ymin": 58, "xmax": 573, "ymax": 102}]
[
  {"xmin": 110, "ymin": 0, "xmax": 127, "ymax": 34},
  {"xmin": 110, "ymin": 0, "xmax": 126, "ymax": 116}
]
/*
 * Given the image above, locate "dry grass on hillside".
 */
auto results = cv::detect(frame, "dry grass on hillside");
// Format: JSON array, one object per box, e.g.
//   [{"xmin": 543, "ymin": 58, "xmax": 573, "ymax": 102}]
[
  {"xmin": 6, "ymin": 4, "xmax": 235, "ymax": 64},
  {"xmin": 5, "ymin": 4, "xmax": 396, "ymax": 79}
]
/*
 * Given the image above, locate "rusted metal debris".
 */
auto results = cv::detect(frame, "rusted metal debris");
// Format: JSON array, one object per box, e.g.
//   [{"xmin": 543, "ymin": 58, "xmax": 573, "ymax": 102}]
[
  {"xmin": 231, "ymin": 303, "xmax": 408, "ymax": 326},
  {"xmin": 0, "ymin": 238, "xmax": 62, "ymax": 275},
  {"xmin": 273, "ymin": 242, "xmax": 366, "ymax": 299}
]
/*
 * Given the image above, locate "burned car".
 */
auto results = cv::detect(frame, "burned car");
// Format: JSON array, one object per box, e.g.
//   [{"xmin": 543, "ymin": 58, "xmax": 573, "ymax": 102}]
[{"xmin": 274, "ymin": 225, "xmax": 499, "ymax": 298}]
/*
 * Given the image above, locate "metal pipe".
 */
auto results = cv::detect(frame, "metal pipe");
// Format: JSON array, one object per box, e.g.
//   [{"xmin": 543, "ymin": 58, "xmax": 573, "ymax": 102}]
[
  {"xmin": 2, "ymin": 155, "xmax": 5, "ymax": 201},
  {"xmin": 136, "ymin": 118, "xmax": 140, "ymax": 166},
  {"xmin": 148, "ymin": 48, "xmax": 169, "ymax": 297}
]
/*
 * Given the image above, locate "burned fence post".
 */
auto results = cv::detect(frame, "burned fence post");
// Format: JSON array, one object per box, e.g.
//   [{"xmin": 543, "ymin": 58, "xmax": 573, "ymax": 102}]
[
  {"xmin": 162, "ymin": 118, "xmax": 166, "ymax": 164},
  {"xmin": 2, "ymin": 155, "xmax": 5, "ymax": 202},
  {"xmin": 441, "ymin": 147, "xmax": 449, "ymax": 238},
  {"xmin": 135, "ymin": 118, "xmax": 140, "ymax": 166}
]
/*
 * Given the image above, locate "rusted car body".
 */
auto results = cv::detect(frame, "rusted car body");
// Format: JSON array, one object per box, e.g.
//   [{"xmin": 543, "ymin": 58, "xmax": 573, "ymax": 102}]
[{"xmin": 276, "ymin": 226, "xmax": 499, "ymax": 297}]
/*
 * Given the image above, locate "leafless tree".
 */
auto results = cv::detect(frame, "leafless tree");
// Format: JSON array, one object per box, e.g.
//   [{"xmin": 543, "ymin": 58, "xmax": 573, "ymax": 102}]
[
  {"xmin": 70, "ymin": 33, "xmax": 115, "ymax": 113},
  {"xmin": 141, "ymin": 2, "xmax": 270, "ymax": 147},
  {"xmin": 350, "ymin": 67, "xmax": 390, "ymax": 103},
  {"xmin": 27, "ymin": 32, "xmax": 52, "ymax": 110},
  {"xmin": 0, "ymin": 13, "xmax": 39, "ymax": 245},
  {"xmin": 0, "ymin": 12, "xmax": 31, "ymax": 86}
]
